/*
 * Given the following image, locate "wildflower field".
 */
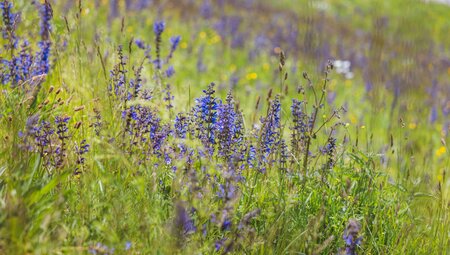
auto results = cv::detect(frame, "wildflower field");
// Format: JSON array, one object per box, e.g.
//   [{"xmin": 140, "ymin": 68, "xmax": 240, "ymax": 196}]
[{"xmin": 0, "ymin": 0, "xmax": 449, "ymax": 254}]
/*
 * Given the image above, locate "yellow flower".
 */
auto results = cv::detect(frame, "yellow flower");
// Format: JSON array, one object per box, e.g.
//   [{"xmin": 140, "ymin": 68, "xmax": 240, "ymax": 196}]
[
  {"xmin": 209, "ymin": 35, "xmax": 221, "ymax": 44},
  {"xmin": 408, "ymin": 123, "xmax": 416, "ymax": 129},
  {"xmin": 349, "ymin": 114, "xmax": 357, "ymax": 124},
  {"xmin": 180, "ymin": 42, "xmax": 188, "ymax": 49},
  {"xmin": 436, "ymin": 146, "xmax": 446, "ymax": 157},
  {"xmin": 345, "ymin": 80, "xmax": 352, "ymax": 87},
  {"xmin": 199, "ymin": 31, "xmax": 207, "ymax": 40},
  {"xmin": 246, "ymin": 73, "xmax": 258, "ymax": 80}
]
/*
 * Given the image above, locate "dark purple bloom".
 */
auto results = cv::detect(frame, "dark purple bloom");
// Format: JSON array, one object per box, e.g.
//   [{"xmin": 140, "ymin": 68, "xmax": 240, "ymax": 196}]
[
  {"xmin": 75, "ymin": 139, "xmax": 90, "ymax": 174},
  {"xmin": 194, "ymin": 83, "xmax": 218, "ymax": 148},
  {"xmin": 429, "ymin": 106, "xmax": 438, "ymax": 124},
  {"xmin": 342, "ymin": 219, "xmax": 362, "ymax": 255},
  {"xmin": 215, "ymin": 238, "xmax": 226, "ymax": 251},
  {"xmin": 153, "ymin": 21, "xmax": 165, "ymax": 35},
  {"xmin": 174, "ymin": 203, "xmax": 196, "ymax": 235},
  {"xmin": 291, "ymin": 99, "xmax": 308, "ymax": 155},
  {"xmin": 166, "ymin": 36, "xmax": 181, "ymax": 61},
  {"xmin": 34, "ymin": 40, "xmax": 51, "ymax": 75},
  {"xmin": 153, "ymin": 21, "xmax": 165, "ymax": 70},
  {"xmin": 200, "ymin": 0, "xmax": 213, "ymax": 19},
  {"xmin": 33, "ymin": 121, "xmax": 53, "ymax": 148},
  {"xmin": 165, "ymin": 66, "xmax": 175, "ymax": 78},
  {"xmin": 135, "ymin": 39, "xmax": 146, "ymax": 49},
  {"xmin": 174, "ymin": 113, "xmax": 188, "ymax": 138},
  {"xmin": 163, "ymin": 83, "xmax": 174, "ymax": 109},
  {"xmin": 55, "ymin": 116, "xmax": 70, "ymax": 167},
  {"xmin": 125, "ymin": 241, "xmax": 132, "ymax": 250},
  {"xmin": 247, "ymin": 145, "xmax": 256, "ymax": 168},
  {"xmin": 216, "ymin": 92, "xmax": 238, "ymax": 158},
  {"xmin": 0, "ymin": 0, "xmax": 18, "ymax": 48},
  {"xmin": 221, "ymin": 219, "xmax": 232, "ymax": 231},
  {"xmin": 259, "ymin": 96, "xmax": 281, "ymax": 162},
  {"xmin": 39, "ymin": 0, "xmax": 53, "ymax": 40},
  {"xmin": 279, "ymin": 139, "xmax": 288, "ymax": 171}
]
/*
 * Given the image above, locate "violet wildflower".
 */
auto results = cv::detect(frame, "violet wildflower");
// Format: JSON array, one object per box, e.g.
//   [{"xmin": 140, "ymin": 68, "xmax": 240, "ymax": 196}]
[
  {"xmin": 194, "ymin": 83, "xmax": 218, "ymax": 148},
  {"xmin": 15, "ymin": 40, "xmax": 33, "ymax": 82},
  {"xmin": 55, "ymin": 116, "xmax": 70, "ymax": 167},
  {"xmin": 32, "ymin": 120, "xmax": 53, "ymax": 156},
  {"xmin": 221, "ymin": 218, "xmax": 232, "ymax": 231},
  {"xmin": 39, "ymin": 0, "xmax": 53, "ymax": 40},
  {"xmin": 34, "ymin": 40, "xmax": 51, "ymax": 75},
  {"xmin": 200, "ymin": 0, "xmax": 213, "ymax": 19},
  {"xmin": 136, "ymin": 0, "xmax": 152, "ymax": 9},
  {"xmin": 108, "ymin": 0, "xmax": 119, "ymax": 24},
  {"xmin": 164, "ymin": 83, "xmax": 174, "ymax": 109},
  {"xmin": 247, "ymin": 145, "xmax": 256, "ymax": 168},
  {"xmin": 135, "ymin": 39, "xmax": 146, "ymax": 50},
  {"xmin": 291, "ymin": 99, "xmax": 308, "ymax": 155},
  {"xmin": 429, "ymin": 106, "xmax": 438, "ymax": 124},
  {"xmin": 215, "ymin": 238, "xmax": 226, "ymax": 251},
  {"xmin": 125, "ymin": 241, "xmax": 132, "ymax": 251},
  {"xmin": 279, "ymin": 139, "xmax": 288, "ymax": 171},
  {"xmin": 174, "ymin": 113, "xmax": 188, "ymax": 139},
  {"xmin": 92, "ymin": 108, "xmax": 102, "ymax": 136},
  {"xmin": 109, "ymin": 46, "xmax": 127, "ymax": 100},
  {"xmin": 216, "ymin": 92, "xmax": 237, "ymax": 159},
  {"xmin": 1, "ymin": 0, "xmax": 18, "ymax": 49},
  {"xmin": 322, "ymin": 136, "xmax": 336, "ymax": 169},
  {"xmin": 131, "ymin": 65, "xmax": 143, "ymax": 99},
  {"xmin": 167, "ymin": 36, "xmax": 181, "ymax": 61},
  {"xmin": 74, "ymin": 139, "xmax": 89, "ymax": 174},
  {"xmin": 88, "ymin": 243, "xmax": 115, "ymax": 255},
  {"xmin": 151, "ymin": 124, "xmax": 171, "ymax": 155},
  {"xmin": 342, "ymin": 219, "xmax": 362, "ymax": 255},
  {"xmin": 174, "ymin": 202, "xmax": 197, "ymax": 236},
  {"xmin": 259, "ymin": 95, "xmax": 281, "ymax": 162},
  {"xmin": 238, "ymin": 208, "xmax": 261, "ymax": 230},
  {"xmin": 153, "ymin": 21, "xmax": 165, "ymax": 70},
  {"xmin": 165, "ymin": 66, "xmax": 175, "ymax": 78}
]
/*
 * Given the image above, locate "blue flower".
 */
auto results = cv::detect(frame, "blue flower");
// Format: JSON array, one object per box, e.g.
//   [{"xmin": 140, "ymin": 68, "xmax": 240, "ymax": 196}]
[
  {"xmin": 153, "ymin": 21, "xmax": 165, "ymax": 35},
  {"xmin": 39, "ymin": 1, "xmax": 53, "ymax": 40},
  {"xmin": 194, "ymin": 83, "xmax": 218, "ymax": 146},
  {"xmin": 153, "ymin": 21, "xmax": 165, "ymax": 69},
  {"xmin": 0, "ymin": 0, "xmax": 18, "ymax": 46},
  {"xmin": 135, "ymin": 39, "xmax": 146, "ymax": 49},
  {"xmin": 174, "ymin": 113, "xmax": 188, "ymax": 138},
  {"xmin": 174, "ymin": 203, "xmax": 197, "ymax": 235},
  {"xmin": 170, "ymin": 36, "xmax": 181, "ymax": 51},
  {"xmin": 342, "ymin": 219, "xmax": 362, "ymax": 255},
  {"xmin": 34, "ymin": 41, "xmax": 51, "ymax": 75},
  {"xmin": 125, "ymin": 241, "xmax": 132, "ymax": 251},
  {"xmin": 165, "ymin": 66, "xmax": 175, "ymax": 77}
]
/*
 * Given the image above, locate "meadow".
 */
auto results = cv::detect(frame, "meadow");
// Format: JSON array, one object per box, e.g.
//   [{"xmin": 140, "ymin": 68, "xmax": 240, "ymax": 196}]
[{"xmin": 0, "ymin": 0, "xmax": 449, "ymax": 254}]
